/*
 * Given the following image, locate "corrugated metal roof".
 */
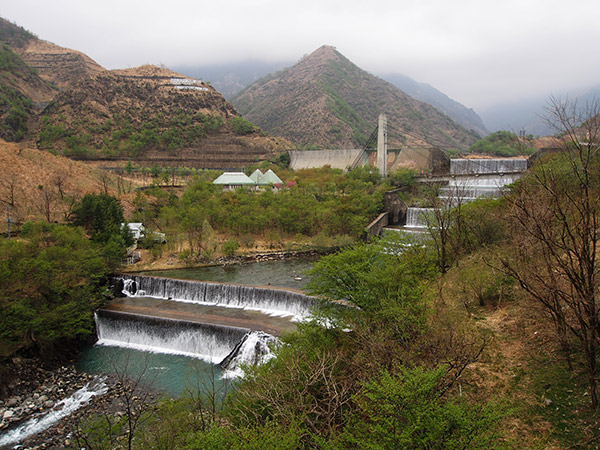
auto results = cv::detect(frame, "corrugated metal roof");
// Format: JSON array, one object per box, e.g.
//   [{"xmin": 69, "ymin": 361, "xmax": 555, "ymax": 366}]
[
  {"xmin": 249, "ymin": 169, "xmax": 264, "ymax": 183},
  {"xmin": 212, "ymin": 172, "xmax": 255, "ymax": 185},
  {"xmin": 258, "ymin": 169, "xmax": 283, "ymax": 185}
]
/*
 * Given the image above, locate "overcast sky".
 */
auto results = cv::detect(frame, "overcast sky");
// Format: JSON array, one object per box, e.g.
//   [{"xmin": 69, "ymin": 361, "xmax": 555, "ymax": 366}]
[{"xmin": 2, "ymin": 0, "xmax": 599, "ymax": 110}]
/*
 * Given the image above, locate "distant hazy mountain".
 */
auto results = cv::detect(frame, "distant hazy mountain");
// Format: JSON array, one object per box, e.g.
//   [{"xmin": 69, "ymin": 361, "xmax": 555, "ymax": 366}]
[
  {"xmin": 173, "ymin": 60, "xmax": 292, "ymax": 99},
  {"xmin": 380, "ymin": 73, "xmax": 488, "ymax": 137},
  {"xmin": 231, "ymin": 45, "xmax": 480, "ymax": 150},
  {"xmin": 480, "ymin": 85, "xmax": 600, "ymax": 136}
]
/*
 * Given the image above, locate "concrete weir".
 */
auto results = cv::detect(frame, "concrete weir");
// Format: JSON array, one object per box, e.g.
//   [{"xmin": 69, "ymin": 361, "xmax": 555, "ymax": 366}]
[{"xmin": 96, "ymin": 275, "xmax": 318, "ymax": 367}]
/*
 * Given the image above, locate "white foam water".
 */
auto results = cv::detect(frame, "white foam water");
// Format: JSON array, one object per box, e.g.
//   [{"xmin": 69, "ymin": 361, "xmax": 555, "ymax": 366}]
[
  {"xmin": 118, "ymin": 276, "xmax": 316, "ymax": 322},
  {"xmin": 220, "ymin": 331, "xmax": 278, "ymax": 379},
  {"xmin": 0, "ymin": 377, "xmax": 108, "ymax": 447}
]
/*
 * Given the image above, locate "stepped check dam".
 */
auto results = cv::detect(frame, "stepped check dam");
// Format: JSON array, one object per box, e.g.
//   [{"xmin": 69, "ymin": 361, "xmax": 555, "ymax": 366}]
[{"xmin": 99, "ymin": 274, "xmax": 319, "ymax": 369}]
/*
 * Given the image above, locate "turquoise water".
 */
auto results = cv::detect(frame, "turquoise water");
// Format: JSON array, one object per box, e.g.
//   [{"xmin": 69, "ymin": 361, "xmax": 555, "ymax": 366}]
[
  {"xmin": 78, "ymin": 259, "xmax": 317, "ymax": 397},
  {"xmin": 77, "ymin": 344, "xmax": 233, "ymax": 398},
  {"xmin": 138, "ymin": 257, "xmax": 316, "ymax": 290}
]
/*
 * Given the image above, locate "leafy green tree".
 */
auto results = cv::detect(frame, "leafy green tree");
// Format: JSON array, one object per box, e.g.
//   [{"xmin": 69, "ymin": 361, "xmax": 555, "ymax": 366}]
[
  {"xmin": 70, "ymin": 193, "xmax": 133, "ymax": 246},
  {"xmin": 230, "ymin": 116, "xmax": 255, "ymax": 135},
  {"xmin": 341, "ymin": 365, "xmax": 503, "ymax": 449},
  {"xmin": 0, "ymin": 222, "xmax": 115, "ymax": 356},
  {"xmin": 307, "ymin": 235, "xmax": 437, "ymax": 339}
]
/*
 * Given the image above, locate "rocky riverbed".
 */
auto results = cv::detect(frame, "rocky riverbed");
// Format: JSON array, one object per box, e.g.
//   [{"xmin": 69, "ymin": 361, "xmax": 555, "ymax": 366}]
[{"xmin": 0, "ymin": 358, "xmax": 156, "ymax": 449}]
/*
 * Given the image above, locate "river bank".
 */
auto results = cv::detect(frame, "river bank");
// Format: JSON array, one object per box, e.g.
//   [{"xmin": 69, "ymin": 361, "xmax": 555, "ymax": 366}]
[
  {"xmin": 0, "ymin": 358, "xmax": 157, "ymax": 449},
  {"xmin": 127, "ymin": 247, "xmax": 334, "ymax": 273}
]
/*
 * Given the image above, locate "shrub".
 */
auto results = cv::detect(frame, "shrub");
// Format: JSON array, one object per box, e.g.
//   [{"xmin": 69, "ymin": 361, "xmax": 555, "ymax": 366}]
[
  {"xmin": 221, "ymin": 239, "xmax": 239, "ymax": 257},
  {"xmin": 230, "ymin": 116, "xmax": 255, "ymax": 135}
]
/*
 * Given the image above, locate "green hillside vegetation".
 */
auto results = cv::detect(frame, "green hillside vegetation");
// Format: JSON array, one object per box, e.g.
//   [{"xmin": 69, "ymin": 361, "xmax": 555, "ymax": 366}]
[
  {"xmin": 467, "ymin": 130, "xmax": 536, "ymax": 157},
  {"xmin": 0, "ymin": 195, "xmax": 130, "ymax": 359},
  {"xmin": 133, "ymin": 166, "xmax": 391, "ymax": 261},
  {"xmin": 0, "ymin": 45, "xmax": 38, "ymax": 141},
  {"xmin": 38, "ymin": 109, "xmax": 227, "ymax": 158},
  {"xmin": 73, "ymin": 133, "xmax": 600, "ymax": 447}
]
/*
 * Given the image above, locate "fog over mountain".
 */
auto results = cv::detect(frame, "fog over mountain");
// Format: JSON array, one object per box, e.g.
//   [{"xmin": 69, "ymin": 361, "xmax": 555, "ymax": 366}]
[
  {"xmin": 2, "ymin": 0, "xmax": 599, "ymax": 116},
  {"xmin": 173, "ymin": 60, "xmax": 292, "ymax": 100},
  {"xmin": 480, "ymin": 84, "xmax": 600, "ymax": 136}
]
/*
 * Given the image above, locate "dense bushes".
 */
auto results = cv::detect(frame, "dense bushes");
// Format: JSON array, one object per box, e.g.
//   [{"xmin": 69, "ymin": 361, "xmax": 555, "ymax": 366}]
[
  {"xmin": 0, "ymin": 195, "xmax": 130, "ymax": 358},
  {"xmin": 467, "ymin": 131, "xmax": 536, "ymax": 157},
  {"xmin": 153, "ymin": 168, "xmax": 387, "ymax": 256},
  {"xmin": 0, "ymin": 222, "xmax": 120, "ymax": 357},
  {"xmin": 38, "ymin": 110, "xmax": 228, "ymax": 156}
]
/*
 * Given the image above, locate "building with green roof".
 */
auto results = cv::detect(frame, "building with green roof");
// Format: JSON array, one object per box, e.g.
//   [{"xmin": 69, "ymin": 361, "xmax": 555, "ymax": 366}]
[{"xmin": 212, "ymin": 172, "xmax": 256, "ymax": 191}]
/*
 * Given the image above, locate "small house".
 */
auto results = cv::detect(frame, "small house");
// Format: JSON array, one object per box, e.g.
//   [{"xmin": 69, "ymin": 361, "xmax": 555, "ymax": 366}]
[{"xmin": 212, "ymin": 172, "xmax": 256, "ymax": 191}]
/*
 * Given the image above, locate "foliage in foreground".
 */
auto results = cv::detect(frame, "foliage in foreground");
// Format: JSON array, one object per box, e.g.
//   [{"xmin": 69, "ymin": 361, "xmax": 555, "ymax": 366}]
[{"xmin": 0, "ymin": 222, "xmax": 121, "ymax": 357}]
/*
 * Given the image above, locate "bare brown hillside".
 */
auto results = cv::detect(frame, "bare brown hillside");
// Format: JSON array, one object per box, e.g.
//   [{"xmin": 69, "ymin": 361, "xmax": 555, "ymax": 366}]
[
  {"xmin": 0, "ymin": 139, "xmax": 119, "ymax": 231},
  {"xmin": 1, "ymin": 17, "xmax": 105, "ymax": 92},
  {"xmin": 37, "ymin": 65, "xmax": 291, "ymax": 167}
]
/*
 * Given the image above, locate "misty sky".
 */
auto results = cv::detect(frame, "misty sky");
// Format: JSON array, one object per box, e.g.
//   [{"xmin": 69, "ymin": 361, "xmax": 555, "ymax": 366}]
[{"xmin": 2, "ymin": 0, "xmax": 599, "ymax": 111}]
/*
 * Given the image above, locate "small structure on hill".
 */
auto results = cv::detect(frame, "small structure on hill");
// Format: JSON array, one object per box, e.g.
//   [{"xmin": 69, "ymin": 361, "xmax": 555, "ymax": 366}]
[
  {"xmin": 124, "ymin": 223, "xmax": 145, "ymax": 241},
  {"xmin": 213, "ymin": 170, "xmax": 284, "ymax": 190},
  {"xmin": 212, "ymin": 172, "xmax": 256, "ymax": 191}
]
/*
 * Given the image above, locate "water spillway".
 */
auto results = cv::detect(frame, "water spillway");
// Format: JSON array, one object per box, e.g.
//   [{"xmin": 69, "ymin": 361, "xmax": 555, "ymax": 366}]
[
  {"xmin": 405, "ymin": 207, "xmax": 437, "ymax": 228},
  {"xmin": 116, "ymin": 275, "xmax": 317, "ymax": 320},
  {"xmin": 95, "ymin": 309, "xmax": 250, "ymax": 363},
  {"xmin": 450, "ymin": 158, "xmax": 527, "ymax": 175}
]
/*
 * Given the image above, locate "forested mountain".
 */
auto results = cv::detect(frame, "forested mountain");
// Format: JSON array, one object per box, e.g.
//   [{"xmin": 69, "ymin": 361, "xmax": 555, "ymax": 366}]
[{"xmin": 231, "ymin": 45, "xmax": 481, "ymax": 150}]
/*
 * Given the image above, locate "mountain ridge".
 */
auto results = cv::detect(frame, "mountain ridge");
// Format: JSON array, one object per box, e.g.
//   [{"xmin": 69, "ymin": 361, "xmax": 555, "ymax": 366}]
[
  {"xmin": 232, "ymin": 45, "xmax": 480, "ymax": 150},
  {"xmin": 0, "ymin": 17, "xmax": 105, "ymax": 91}
]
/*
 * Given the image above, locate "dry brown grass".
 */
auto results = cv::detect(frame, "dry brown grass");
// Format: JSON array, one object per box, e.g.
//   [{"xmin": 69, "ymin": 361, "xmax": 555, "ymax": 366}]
[
  {"xmin": 0, "ymin": 139, "xmax": 122, "ymax": 231},
  {"xmin": 430, "ymin": 258, "xmax": 564, "ymax": 448}
]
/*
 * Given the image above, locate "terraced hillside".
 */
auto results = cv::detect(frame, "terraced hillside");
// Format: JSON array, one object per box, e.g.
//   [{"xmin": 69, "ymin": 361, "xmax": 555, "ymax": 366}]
[
  {"xmin": 0, "ymin": 17, "xmax": 105, "ymax": 91},
  {"xmin": 37, "ymin": 65, "xmax": 290, "ymax": 167}
]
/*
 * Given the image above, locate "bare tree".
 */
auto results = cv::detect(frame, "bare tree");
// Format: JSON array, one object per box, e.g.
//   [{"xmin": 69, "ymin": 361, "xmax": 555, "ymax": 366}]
[
  {"xmin": 498, "ymin": 97, "xmax": 600, "ymax": 407},
  {"xmin": 0, "ymin": 172, "xmax": 21, "ymax": 208},
  {"xmin": 36, "ymin": 184, "xmax": 55, "ymax": 222},
  {"xmin": 423, "ymin": 182, "xmax": 468, "ymax": 274},
  {"xmin": 50, "ymin": 169, "xmax": 71, "ymax": 201},
  {"xmin": 73, "ymin": 352, "xmax": 158, "ymax": 450}
]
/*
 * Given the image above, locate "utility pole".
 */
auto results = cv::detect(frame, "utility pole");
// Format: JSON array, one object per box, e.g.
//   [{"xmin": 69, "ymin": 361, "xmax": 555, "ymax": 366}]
[
  {"xmin": 6, "ymin": 205, "xmax": 11, "ymax": 239},
  {"xmin": 377, "ymin": 113, "xmax": 388, "ymax": 178}
]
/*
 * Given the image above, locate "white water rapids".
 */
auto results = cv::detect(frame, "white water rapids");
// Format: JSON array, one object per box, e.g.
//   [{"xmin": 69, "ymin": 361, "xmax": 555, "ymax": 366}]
[{"xmin": 0, "ymin": 377, "xmax": 108, "ymax": 447}]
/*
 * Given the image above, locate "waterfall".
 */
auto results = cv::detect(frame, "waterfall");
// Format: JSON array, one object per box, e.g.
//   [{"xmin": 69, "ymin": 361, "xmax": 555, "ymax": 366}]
[
  {"xmin": 220, "ymin": 331, "xmax": 278, "ymax": 378},
  {"xmin": 117, "ymin": 275, "xmax": 316, "ymax": 320},
  {"xmin": 439, "ymin": 185, "xmax": 500, "ymax": 201},
  {"xmin": 450, "ymin": 158, "xmax": 527, "ymax": 175},
  {"xmin": 95, "ymin": 310, "xmax": 249, "ymax": 363},
  {"xmin": 0, "ymin": 377, "xmax": 108, "ymax": 447},
  {"xmin": 405, "ymin": 207, "xmax": 436, "ymax": 228}
]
